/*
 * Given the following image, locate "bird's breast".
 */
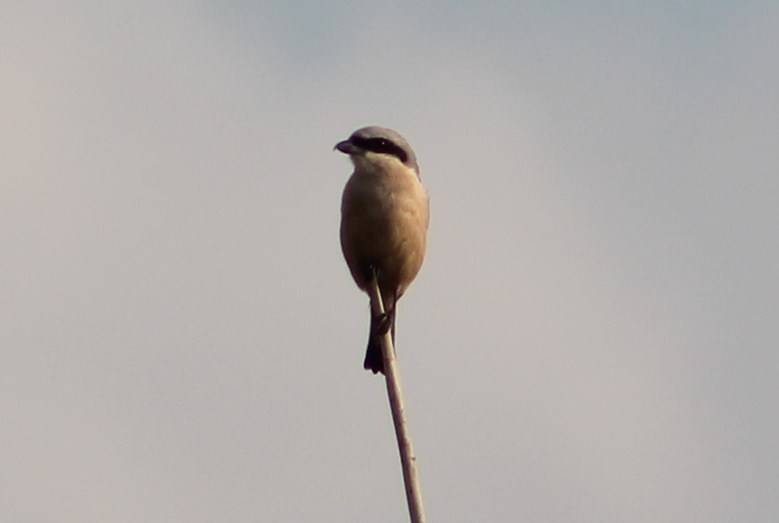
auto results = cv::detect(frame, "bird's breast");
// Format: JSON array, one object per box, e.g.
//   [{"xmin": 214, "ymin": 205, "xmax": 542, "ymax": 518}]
[{"xmin": 340, "ymin": 166, "xmax": 429, "ymax": 292}]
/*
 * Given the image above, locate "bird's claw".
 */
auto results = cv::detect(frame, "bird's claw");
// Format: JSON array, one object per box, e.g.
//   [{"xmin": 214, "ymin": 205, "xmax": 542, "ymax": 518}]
[{"xmin": 372, "ymin": 305, "xmax": 396, "ymax": 336}]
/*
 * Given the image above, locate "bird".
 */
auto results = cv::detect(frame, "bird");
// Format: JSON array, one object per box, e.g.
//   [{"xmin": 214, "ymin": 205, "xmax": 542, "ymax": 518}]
[{"xmin": 336, "ymin": 126, "xmax": 429, "ymax": 374}]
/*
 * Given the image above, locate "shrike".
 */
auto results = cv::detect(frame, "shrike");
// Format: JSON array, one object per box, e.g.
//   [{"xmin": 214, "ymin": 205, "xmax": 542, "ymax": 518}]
[{"xmin": 336, "ymin": 126, "xmax": 429, "ymax": 374}]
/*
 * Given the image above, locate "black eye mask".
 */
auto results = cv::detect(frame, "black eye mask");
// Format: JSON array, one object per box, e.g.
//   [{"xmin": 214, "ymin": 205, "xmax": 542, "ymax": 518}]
[{"xmin": 351, "ymin": 136, "xmax": 409, "ymax": 164}]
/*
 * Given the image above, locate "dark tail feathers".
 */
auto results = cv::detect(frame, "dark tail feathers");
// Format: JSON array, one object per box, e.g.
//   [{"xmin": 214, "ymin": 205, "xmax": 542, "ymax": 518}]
[{"xmin": 363, "ymin": 310, "xmax": 396, "ymax": 374}]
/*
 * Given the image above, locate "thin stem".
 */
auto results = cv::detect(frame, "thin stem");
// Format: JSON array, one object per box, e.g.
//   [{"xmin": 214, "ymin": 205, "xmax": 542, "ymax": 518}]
[{"xmin": 368, "ymin": 276, "xmax": 426, "ymax": 523}]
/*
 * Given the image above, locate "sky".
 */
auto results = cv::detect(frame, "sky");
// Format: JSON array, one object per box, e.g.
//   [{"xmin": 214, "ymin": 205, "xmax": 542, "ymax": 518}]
[{"xmin": 2, "ymin": 1, "xmax": 778, "ymax": 521}]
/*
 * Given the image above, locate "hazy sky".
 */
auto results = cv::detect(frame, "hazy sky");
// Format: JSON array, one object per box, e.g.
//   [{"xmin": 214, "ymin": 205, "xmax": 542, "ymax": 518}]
[{"xmin": 2, "ymin": 2, "xmax": 777, "ymax": 522}]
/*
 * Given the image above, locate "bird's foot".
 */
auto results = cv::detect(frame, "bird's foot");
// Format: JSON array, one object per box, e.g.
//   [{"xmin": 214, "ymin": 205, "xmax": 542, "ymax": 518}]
[{"xmin": 373, "ymin": 307, "xmax": 395, "ymax": 336}]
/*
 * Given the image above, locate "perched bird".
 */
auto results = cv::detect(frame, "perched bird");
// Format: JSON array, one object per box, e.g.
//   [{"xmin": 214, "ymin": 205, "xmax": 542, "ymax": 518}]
[{"xmin": 336, "ymin": 126, "xmax": 429, "ymax": 374}]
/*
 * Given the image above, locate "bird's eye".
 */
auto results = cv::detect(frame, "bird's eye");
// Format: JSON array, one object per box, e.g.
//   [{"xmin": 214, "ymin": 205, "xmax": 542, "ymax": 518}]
[
  {"xmin": 361, "ymin": 138, "xmax": 407, "ymax": 163},
  {"xmin": 349, "ymin": 135, "xmax": 409, "ymax": 163}
]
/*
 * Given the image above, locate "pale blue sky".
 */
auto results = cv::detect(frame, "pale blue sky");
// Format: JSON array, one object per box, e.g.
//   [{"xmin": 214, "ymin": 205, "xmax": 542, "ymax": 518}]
[{"xmin": 2, "ymin": 2, "xmax": 777, "ymax": 521}]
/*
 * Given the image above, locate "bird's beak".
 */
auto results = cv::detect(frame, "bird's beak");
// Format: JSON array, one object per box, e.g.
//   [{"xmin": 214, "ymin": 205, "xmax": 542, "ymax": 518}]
[{"xmin": 335, "ymin": 140, "xmax": 357, "ymax": 154}]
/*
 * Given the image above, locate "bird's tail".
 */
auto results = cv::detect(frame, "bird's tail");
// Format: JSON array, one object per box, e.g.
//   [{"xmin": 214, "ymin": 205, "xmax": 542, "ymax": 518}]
[
  {"xmin": 363, "ymin": 328, "xmax": 384, "ymax": 374},
  {"xmin": 363, "ymin": 306, "xmax": 396, "ymax": 375}
]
